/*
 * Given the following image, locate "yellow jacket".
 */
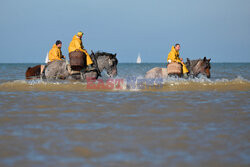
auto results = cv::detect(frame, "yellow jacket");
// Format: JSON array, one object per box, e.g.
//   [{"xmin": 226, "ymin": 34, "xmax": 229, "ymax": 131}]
[
  {"xmin": 49, "ymin": 44, "xmax": 63, "ymax": 62},
  {"xmin": 68, "ymin": 35, "xmax": 93, "ymax": 65},
  {"xmin": 68, "ymin": 35, "xmax": 85, "ymax": 53},
  {"xmin": 167, "ymin": 46, "xmax": 182, "ymax": 63}
]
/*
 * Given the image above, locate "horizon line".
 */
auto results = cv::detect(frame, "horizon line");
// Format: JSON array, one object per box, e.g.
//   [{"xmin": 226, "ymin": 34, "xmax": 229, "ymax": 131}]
[{"xmin": 1, "ymin": 62, "xmax": 250, "ymax": 64}]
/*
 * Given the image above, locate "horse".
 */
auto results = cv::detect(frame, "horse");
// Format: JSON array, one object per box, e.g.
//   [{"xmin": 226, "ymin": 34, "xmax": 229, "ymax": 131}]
[
  {"xmin": 25, "ymin": 51, "xmax": 118, "ymax": 81},
  {"xmin": 25, "ymin": 65, "xmax": 42, "ymax": 79},
  {"xmin": 145, "ymin": 57, "xmax": 211, "ymax": 79}
]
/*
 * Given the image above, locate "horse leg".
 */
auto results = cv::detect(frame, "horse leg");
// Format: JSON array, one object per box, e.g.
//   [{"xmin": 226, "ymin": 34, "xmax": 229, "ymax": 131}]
[
  {"xmin": 40, "ymin": 65, "xmax": 46, "ymax": 79},
  {"xmin": 40, "ymin": 65, "xmax": 45, "ymax": 74},
  {"xmin": 83, "ymin": 71, "xmax": 98, "ymax": 82}
]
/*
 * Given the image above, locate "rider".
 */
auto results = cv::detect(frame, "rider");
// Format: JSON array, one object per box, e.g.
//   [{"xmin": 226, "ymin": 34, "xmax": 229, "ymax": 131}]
[
  {"xmin": 167, "ymin": 43, "xmax": 189, "ymax": 77},
  {"xmin": 40, "ymin": 40, "xmax": 65, "ymax": 75},
  {"xmin": 48, "ymin": 40, "xmax": 65, "ymax": 62},
  {"xmin": 68, "ymin": 32, "xmax": 93, "ymax": 68}
]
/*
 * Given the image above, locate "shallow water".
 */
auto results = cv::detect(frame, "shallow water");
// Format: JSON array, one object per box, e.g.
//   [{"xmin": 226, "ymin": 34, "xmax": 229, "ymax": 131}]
[{"xmin": 0, "ymin": 63, "xmax": 249, "ymax": 167}]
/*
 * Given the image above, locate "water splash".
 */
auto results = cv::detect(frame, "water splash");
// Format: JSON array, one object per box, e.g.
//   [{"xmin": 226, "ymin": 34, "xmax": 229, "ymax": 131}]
[{"xmin": 0, "ymin": 76, "xmax": 249, "ymax": 92}]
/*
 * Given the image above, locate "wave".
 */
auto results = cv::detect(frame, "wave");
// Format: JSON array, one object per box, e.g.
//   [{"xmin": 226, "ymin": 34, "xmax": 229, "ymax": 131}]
[{"xmin": 0, "ymin": 76, "xmax": 250, "ymax": 92}]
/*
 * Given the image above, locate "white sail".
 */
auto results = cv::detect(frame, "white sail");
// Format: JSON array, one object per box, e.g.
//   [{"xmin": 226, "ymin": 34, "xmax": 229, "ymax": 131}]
[
  {"xmin": 45, "ymin": 52, "xmax": 49, "ymax": 63},
  {"xmin": 136, "ymin": 53, "xmax": 141, "ymax": 64}
]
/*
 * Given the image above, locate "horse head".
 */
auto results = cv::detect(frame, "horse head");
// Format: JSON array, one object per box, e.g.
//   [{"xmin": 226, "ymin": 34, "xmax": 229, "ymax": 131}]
[
  {"xmin": 195, "ymin": 57, "xmax": 211, "ymax": 78},
  {"xmin": 91, "ymin": 51, "xmax": 118, "ymax": 78},
  {"xmin": 187, "ymin": 57, "xmax": 211, "ymax": 78}
]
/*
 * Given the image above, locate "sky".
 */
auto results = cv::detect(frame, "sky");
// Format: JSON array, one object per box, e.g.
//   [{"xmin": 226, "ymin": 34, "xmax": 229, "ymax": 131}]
[{"xmin": 0, "ymin": 0, "xmax": 249, "ymax": 63}]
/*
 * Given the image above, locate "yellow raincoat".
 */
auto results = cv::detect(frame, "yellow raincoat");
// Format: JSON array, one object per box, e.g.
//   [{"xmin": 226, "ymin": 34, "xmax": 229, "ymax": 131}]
[
  {"xmin": 167, "ymin": 46, "xmax": 188, "ymax": 74},
  {"xmin": 49, "ymin": 44, "xmax": 63, "ymax": 62},
  {"xmin": 68, "ymin": 35, "xmax": 93, "ymax": 65}
]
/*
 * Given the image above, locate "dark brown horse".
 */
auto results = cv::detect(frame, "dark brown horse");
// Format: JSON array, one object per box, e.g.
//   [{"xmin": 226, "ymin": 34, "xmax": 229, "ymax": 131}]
[
  {"xmin": 185, "ymin": 57, "xmax": 211, "ymax": 78},
  {"xmin": 25, "ymin": 65, "xmax": 42, "ymax": 79}
]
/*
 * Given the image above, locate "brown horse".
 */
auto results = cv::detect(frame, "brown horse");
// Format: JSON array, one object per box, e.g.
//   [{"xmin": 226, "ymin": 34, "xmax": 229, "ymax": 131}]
[
  {"xmin": 185, "ymin": 57, "xmax": 211, "ymax": 78},
  {"xmin": 25, "ymin": 65, "xmax": 42, "ymax": 79},
  {"xmin": 145, "ymin": 57, "xmax": 211, "ymax": 79}
]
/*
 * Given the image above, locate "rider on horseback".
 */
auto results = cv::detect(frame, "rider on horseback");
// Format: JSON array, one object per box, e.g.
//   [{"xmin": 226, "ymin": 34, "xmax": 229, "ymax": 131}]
[
  {"xmin": 48, "ymin": 40, "xmax": 65, "ymax": 63},
  {"xmin": 68, "ymin": 32, "xmax": 93, "ymax": 70},
  {"xmin": 167, "ymin": 43, "xmax": 189, "ymax": 78},
  {"xmin": 40, "ymin": 40, "xmax": 66, "ymax": 75}
]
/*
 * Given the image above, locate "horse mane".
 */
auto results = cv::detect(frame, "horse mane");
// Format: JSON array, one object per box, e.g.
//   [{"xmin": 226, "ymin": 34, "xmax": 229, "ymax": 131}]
[
  {"xmin": 188, "ymin": 59, "xmax": 201, "ymax": 68},
  {"xmin": 91, "ymin": 51, "xmax": 115, "ymax": 59},
  {"xmin": 185, "ymin": 58, "xmax": 202, "ymax": 74}
]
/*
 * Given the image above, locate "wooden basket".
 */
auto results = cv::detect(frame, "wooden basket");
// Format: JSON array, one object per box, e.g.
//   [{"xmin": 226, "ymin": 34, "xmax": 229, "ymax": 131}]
[
  {"xmin": 167, "ymin": 62, "xmax": 182, "ymax": 75},
  {"xmin": 69, "ymin": 51, "xmax": 86, "ymax": 68}
]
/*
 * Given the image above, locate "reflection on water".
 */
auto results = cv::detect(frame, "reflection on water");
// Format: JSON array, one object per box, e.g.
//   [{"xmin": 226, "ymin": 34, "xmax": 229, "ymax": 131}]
[{"xmin": 0, "ymin": 63, "xmax": 250, "ymax": 166}]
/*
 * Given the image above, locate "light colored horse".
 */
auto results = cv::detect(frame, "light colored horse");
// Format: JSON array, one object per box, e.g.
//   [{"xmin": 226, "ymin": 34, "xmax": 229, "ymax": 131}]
[{"xmin": 145, "ymin": 57, "xmax": 211, "ymax": 79}]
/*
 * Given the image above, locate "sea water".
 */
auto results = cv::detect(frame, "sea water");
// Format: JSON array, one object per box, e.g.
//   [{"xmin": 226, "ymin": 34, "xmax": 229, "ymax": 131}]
[{"xmin": 0, "ymin": 63, "xmax": 249, "ymax": 166}]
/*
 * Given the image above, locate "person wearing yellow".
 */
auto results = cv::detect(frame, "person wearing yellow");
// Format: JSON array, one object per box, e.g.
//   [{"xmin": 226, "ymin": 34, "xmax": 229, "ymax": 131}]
[
  {"xmin": 167, "ymin": 43, "xmax": 189, "ymax": 77},
  {"xmin": 48, "ymin": 40, "xmax": 65, "ymax": 62},
  {"xmin": 68, "ymin": 32, "xmax": 93, "ymax": 66}
]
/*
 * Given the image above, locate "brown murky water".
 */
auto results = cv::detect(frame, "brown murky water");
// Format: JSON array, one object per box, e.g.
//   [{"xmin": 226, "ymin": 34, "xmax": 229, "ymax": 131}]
[{"xmin": 0, "ymin": 63, "xmax": 250, "ymax": 167}]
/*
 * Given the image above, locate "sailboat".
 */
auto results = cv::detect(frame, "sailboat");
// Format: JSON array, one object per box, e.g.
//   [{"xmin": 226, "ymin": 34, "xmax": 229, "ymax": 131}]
[
  {"xmin": 136, "ymin": 53, "xmax": 141, "ymax": 64},
  {"xmin": 45, "ymin": 52, "xmax": 49, "ymax": 63}
]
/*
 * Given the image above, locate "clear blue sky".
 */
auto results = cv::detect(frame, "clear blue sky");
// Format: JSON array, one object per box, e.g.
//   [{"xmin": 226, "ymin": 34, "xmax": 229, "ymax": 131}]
[{"xmin": 0, "ymin": 0, "xmax": 249, "ymax": 63}]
